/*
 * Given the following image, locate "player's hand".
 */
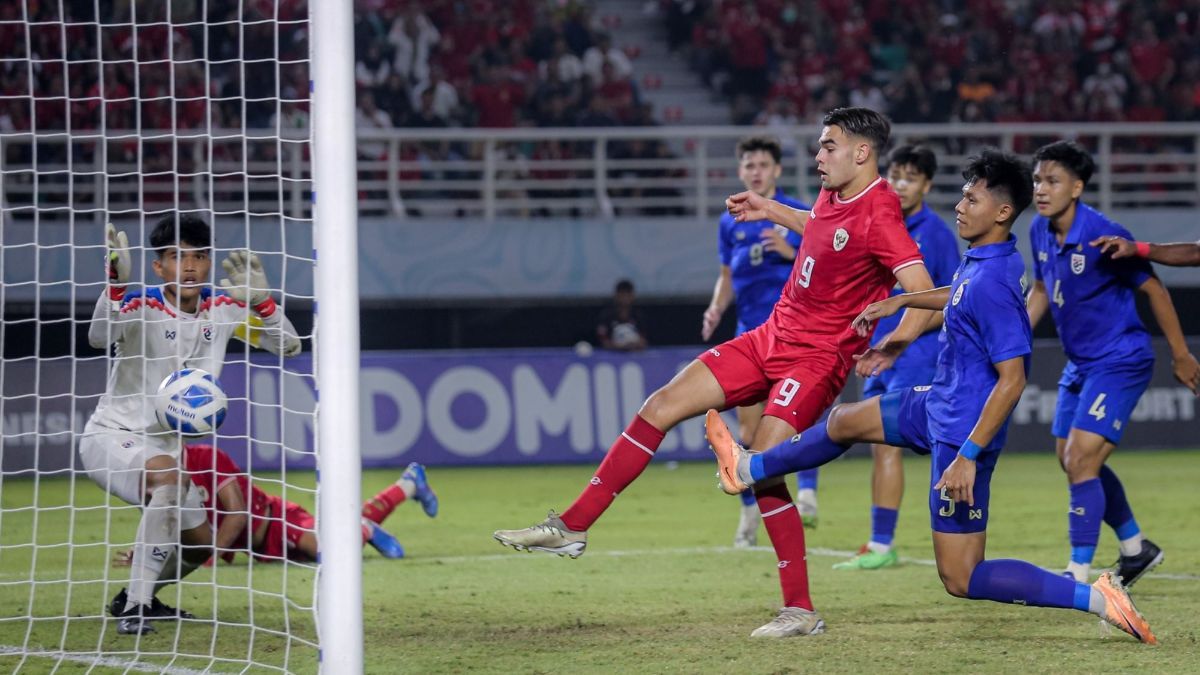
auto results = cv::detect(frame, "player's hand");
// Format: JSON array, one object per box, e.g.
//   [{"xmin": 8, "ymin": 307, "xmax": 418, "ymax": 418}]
[
  {"xmin": 852, "ymin": 342, "xmax": 903, "ymax": 378},
  {"xmin": 111, "ymin": 547, "xmax": 134, "ymax": 568},
  {"xmin": 760, "ymin": 227, "xmax": 796, "ymax": 260},
  {"xmin": 1172, "ymin": 351, "xmax": 1200, "ymax": 395},
  {"xmin": 220, "ymin": 250, "xmax": 271, "ymax": 307},
  {"xmin": 105, "ymin": 223, "xmax": 131, "ymax": 285},
  {"xmin": 701, "ymin": 305, "xmax": 723, "ymax": 341},
  {"xmin": 1090, "ymin": 235, "xmax": 1137, "ymax": 259},
  {"xmin": 725, "ymin": 190, "xmax": 771, "ymax": 222},
  {"xmin": 851, "ymin": 296, "xmax": 906, "ymax": 337},
  {"xmin": 934, "ymin": 455, "xmax": 977, "ymax": 507}
]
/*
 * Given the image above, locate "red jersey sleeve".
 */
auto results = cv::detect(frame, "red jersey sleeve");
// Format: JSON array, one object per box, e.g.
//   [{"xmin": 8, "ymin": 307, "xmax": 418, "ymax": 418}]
[
  {"xmin": 867, "ymin": 193, "xmax": 924, "ymax": 273},
  {"xmin": 213, "ymin": 448, "xmax": 245, "ymax": 493}
]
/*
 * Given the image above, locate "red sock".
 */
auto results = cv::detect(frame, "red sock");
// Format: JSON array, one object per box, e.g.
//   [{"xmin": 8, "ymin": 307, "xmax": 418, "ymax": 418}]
[
  {"xmin": 360, "ymin": 521, "xmax": 370, "ymax": 545},
  {"xmin": 756, "ymin": 482, "xmax": 813, "ymax": 611},
  {"xmin": 362, "ymin": 485, "xmax": 407, "ymax": 525},
  {"xmin": 560, "ymin": 415, "xmax": 665, "ymax": 531}
]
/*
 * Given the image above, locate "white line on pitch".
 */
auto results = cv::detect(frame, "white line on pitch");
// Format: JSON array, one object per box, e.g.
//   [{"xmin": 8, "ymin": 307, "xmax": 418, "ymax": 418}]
[
  {"xmin": 0, "ymin": 645, "xmax": 221, "ymax": 674},
  {"xmin": 408, "ymin": 544, "xmax": 1200, "ymax": 582}
]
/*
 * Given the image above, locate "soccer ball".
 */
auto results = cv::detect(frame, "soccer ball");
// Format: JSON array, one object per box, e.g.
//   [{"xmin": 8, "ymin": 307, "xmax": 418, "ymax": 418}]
[{"xmin": 155, "ymin": 368, "xmax": 228, "ymax": 436}]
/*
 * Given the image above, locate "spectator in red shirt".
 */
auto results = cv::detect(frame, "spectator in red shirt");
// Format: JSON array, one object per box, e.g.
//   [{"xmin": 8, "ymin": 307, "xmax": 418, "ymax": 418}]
[{"xmin": 471, "ymin": 64, "xmax": 526, "ymax": 128}]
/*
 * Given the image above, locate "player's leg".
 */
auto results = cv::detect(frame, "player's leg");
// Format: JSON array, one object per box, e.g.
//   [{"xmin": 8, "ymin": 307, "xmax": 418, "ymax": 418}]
[
  {"xmin": 495, "ymin": 335, "xmax": 755, "ymax": 556},
  {"xmin": 795, "ymin": 468, "xmax": 819, "ymax": 529},
  {"xmin": 929, "ymin": 443, "xmax": 1155, "ymax": 644},
  {"xmin": 363, "ymin": 462, "xmax": 438, "ymax": 524},
  {"xmin": 733, "ymin": 403, "xmax": 763, "ymax": 548},
  {"xmin": 146, "ymin": 487, "xmax": 212, "ymax": 620},
  {"xmin": 833, "ymin": 442, "xmax": 903, "ymax": 571},
  {"xmin": 1058, "ymin": 367, "xmax": 1157, "ymax": 583}
]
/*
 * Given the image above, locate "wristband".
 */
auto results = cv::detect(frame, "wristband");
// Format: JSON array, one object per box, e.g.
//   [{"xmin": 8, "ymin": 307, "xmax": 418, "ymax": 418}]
[
  {"xmin": 252, "ymin": 297, "xmax": 277, "ymax": 318},
  {"xmin": 958, "ymin": 439, "xmax": 983, "ymax": 461},
  {"xmin": 1135, "ymin": 241, "xmax": 1151, "ymax": 258},
  {"xmin": 108, "ymin": 284, "xmax": 126, "ymax": 301}
]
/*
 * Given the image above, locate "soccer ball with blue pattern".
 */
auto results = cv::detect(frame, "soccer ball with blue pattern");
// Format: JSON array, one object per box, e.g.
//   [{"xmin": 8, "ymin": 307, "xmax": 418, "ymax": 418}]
[{"xmin": 155, "ymin": 369, "xmax": 228, "ymax": 436}]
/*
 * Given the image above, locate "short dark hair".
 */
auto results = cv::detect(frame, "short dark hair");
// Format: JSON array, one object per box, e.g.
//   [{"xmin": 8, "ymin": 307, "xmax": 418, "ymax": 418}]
[
  {"xmin": 1032, "ymin": 140, "xmax": 1096, "ymax": 185},
  {"xmin": 886, "ymin": 144, "xmax": 937, "ymax": 180},
  {"xmin": 962, "ymin": 148, "xmax": 1033, "ymax": 223},
  {"xmin": 736, "ymin": 135, "xmax": 782, "ymax": 164},
  {"xmin": 149, "ymin": 213, "xmax": 213, "ymax": 256},
  {"xmin": 615, "ymin": 279, "xmax": 635, "ymax": 294},
  {"xmin": 822, "ymin": 107, "xmax": 891, "ymax": 153}
]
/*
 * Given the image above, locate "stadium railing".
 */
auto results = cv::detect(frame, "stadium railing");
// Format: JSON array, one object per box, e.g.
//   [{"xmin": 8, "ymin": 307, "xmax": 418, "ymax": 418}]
[{"xmin": 2, "ymin": 123, "xmax": 1198, "ymax": 221}]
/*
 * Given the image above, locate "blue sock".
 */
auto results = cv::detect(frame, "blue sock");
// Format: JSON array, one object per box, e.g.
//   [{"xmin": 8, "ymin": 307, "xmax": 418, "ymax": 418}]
[
  {"xmin": 870, "ymin": 506, "xmax": 898, "ymax": 547},
  {"xmin": 797, "ymin": 469, "xmax": 819, "ymax": 491},
  {"xmin": 1068, "ymin": 478, "xmax": 1104, "ymax": 565},
  {"xmin": 738, "ymin": 488, "xmax": 756, "ymax": 506},
  {"xmin": 752, "ymin": 421, "xmax": 850, "ymax": 482},
  {"xmin": 1098, "ymin": 465, "xmax": 1140, "ymax": 540},
  {"xmin": 966, "ymin": 559, "xmax": 1091, "ymax": 611}
]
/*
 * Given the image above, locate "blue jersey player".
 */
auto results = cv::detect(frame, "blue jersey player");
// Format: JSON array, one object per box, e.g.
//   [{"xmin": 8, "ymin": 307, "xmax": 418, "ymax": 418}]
[
  {"xmin": 701, "ymin": 135, "xmax": 812, "ymax": 546},
  {"xmin": 703, "ymin": 149, "xmax": 1156, "ymax": 644},
  {"xmin": 1026, "ymin": 141, "xmax": 1200, "ymax": 586},
  {"xmin": 836, "ymin": 145, "xmax": 960, "ymax": 571}
]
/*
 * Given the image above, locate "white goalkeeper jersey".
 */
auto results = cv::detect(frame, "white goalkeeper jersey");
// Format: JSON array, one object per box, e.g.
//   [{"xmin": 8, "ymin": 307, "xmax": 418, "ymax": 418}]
[{"xmin": 87, "ymin": 286, "xmax": 301, "ymax": 434}]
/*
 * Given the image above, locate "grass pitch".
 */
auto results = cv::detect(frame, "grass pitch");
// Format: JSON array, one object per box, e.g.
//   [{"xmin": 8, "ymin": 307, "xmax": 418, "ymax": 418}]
[{"xmin": 1, "ymin": 450, "xmax": 1198, "ymax": 673}]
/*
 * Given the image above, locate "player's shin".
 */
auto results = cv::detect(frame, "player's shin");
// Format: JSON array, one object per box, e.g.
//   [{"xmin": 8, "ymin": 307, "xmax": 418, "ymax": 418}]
[
  {"xmin": 756, "ymin": 480, "xmax": 813, "ymax": 610},
  {"xmin": 559, "ymin": 415, "xmax": 665, "ymax": 532},
  {"xmin": 1067, "ymin": 477, "xmax": 1105, "ymax": 580},
  {"xmin": 966, "ymin": 558, "xmax": 1101, "ymax": 612},
  {"xmin": 126, "ymin": 483, "xmax": 182, "ymax": 611},
  {"xmin": 1099, "ymin": 465, "xmax": 1143, "ymax": 555},
  {"xmin": 754, "ymin": 421, "xmax": 850, "ymax": 482}
]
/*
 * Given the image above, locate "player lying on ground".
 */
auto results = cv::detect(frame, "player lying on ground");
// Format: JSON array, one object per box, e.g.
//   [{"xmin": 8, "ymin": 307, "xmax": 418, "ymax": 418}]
[
  {"xmin": 701, "ymin": 134, "xmax": 816, "ymax": 547},
  {"xmin": 114, "ymin": 444, "xmax": 437, "ymax": 571},
  {"xmin": 1092, "ymin": 235, "xmax": 1200, "ymax": 267},
  {"xmin": 837, "ymin": 144, "xmax": 960, "ymax": 571},
  {"xmin": 705, "ymin": 149, "xmax": 1156, "ymax": 644},
  {"xmin": 81, "ymin": 214, "xmax": 301, "ymax": 635},
  {"xmin": 495, "ymin": 107, "xmax": 939, "ymax": 638},
  {"xmin": 1026, "ymin": 141, "xmax": 1199, "ymax": 585}
]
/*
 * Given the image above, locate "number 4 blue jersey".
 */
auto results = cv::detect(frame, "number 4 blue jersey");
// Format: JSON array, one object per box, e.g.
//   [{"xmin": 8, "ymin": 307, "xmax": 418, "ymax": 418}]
[
  {"xmin": 718, "ymin": 189, "xmax": 809, "ymax": 333},
  {"xmin": 1029, "ymin": 202, "xmax": 1155, "ymax": 372}
]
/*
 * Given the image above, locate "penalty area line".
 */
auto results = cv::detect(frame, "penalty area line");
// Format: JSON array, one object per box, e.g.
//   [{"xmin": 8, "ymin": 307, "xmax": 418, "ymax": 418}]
[{"xmin": 0, "ymin": 645, "xmax": 222, "ymax": 674}]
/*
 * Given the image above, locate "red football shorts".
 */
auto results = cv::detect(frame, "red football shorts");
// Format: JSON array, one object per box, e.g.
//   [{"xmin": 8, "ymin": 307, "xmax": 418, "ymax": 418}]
[
  {"xmin": 254, "ymin": 495, "xmax": 316, "ymax": 562},
  {"xmin": 697, "ymin": 323, "xmax": 851, "ymax": 432}
]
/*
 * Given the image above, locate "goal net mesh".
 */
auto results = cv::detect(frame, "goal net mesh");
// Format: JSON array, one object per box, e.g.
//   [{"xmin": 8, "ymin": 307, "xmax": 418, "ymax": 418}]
[{"xmin": 0, "ymin": 1, "xmax": 318, "ymax": 671}]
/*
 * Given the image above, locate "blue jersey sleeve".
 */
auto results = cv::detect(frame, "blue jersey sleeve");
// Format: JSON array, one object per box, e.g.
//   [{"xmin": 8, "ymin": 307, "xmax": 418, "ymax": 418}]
[
  {"xmin": 927, "ymin": 226, "xmax": 961, "ymax": 288},
  {"xmin": 971, "ymin": 277, "xmax": 1032, "ymax": 365},
  {"xmin": 718, "ymin": 215, "xmax": 733, "ymax": 266},
  {"xmin": 1028, "ymin": 222, "xmax": 1044, "ymax": 282}
]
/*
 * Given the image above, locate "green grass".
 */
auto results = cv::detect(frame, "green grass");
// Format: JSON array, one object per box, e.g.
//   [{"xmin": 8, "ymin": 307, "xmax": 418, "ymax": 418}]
[{"xmin": 2, "ymin": 451, "xmax": 1198, "ymax": 673}]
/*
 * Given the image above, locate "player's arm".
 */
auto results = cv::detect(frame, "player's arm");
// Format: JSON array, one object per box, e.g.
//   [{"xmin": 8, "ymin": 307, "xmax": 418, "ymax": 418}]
[
  {"xmin": 1092, "ymin": 236, "xmax": 1200, "ymax": 267},
  {"xmin": 213, "ymin": 480, "xmax": 250, "ymax": 563},
  {"xmin": 89, "ymin": 224, "xmax": 138, "ymax": 349},
  {"xmin": 219, "ymin": 250, "xmax": 302, "ymax": 356},
  {"xmin": 1138, "ymin": 276, "xmax": 1200, "ymax": 394},
  {"xmin": 935, "ymin": 356, "xmax": 1026, "ymax": 506},
  {"xmin": 725, "ymin": 191, "xmax": 809, "ymax": 235},
  {"xmin": 1026, "ymin": 279, "xmax": 1049, "ymax": 328},
  {"xmin": 702, "ymin": 265, "xmax": 734, "ymax": 341}
]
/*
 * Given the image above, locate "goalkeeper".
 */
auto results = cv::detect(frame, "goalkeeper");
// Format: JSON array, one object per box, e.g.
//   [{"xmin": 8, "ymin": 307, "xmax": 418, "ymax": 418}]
[{"xmin": 80, "ymin": 215, "xmax": 301, "ymax": 635}]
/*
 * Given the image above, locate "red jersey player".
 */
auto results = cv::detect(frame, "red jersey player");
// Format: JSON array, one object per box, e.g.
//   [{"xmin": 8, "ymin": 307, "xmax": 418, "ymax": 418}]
[
  {"xmin": 118, "ymin": 445, "xmax": 440, "ymax": 564},
  {"xmin": 494, "ymin": 107, "xmax": 937, "ymax": 638}
]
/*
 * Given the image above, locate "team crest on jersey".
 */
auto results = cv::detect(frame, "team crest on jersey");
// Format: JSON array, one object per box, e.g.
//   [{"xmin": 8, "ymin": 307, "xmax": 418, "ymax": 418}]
[
  {"xmin": 1070, "ymin": 253, "xmax": 1086, "ymax": 275},
  {"xmin": 736, "ymin": 231, "xmax": 746, "ymax": 240},
  {"xmin": 952, "ymin": 279, "xmax": 968, "ymax": 306},
  {"xmin": 196, "ymin": 486, "xmax": 209, "ymax": 503},
  {"xmin": 164, "ymin": 329, "xmax": 177, "ymax": 340},
  {"xmin": 832, "ymin": 228, "xmax": 849, "ymax": 251},
  {"xmin": 201, "ymin": 322, "xmax": 214, "ymax": 342},
  {"xmin": 1038, "ymin": 251, "xmax": 1048, "ymax": 262}
]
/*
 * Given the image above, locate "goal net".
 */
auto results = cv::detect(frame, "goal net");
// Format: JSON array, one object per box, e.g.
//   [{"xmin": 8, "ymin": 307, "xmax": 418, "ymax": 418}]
[{"xmin": 0, "ymin": 1, "xmax": 328, "ymax": 671}]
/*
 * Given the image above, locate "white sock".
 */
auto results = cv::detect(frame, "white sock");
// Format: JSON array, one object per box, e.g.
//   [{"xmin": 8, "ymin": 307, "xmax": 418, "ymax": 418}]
[
  {"xmin": 153, "ymin": 551, "xmax": 201, "ymax": 595},
  {"xmin": 1088, "ymin": 588, "xmax": 1106, "ymax": 616},
  {"xmin": 1118, "ymin": 533, "xmax": 1144, "ymax": 557},
  {"xmin": 866, "ymin": 541, "xmax": 892, "ymax": 555},
  {"xmin": 397, "ymin": 477, "xmax": 416, "ymax": 499},
  {"xmin": 125, "ymin": 484, "xmax": 180, "ymax": 612},
  {"xmin": 1065, "ymin": 561, "xmax": 1090, "ymax": 583},
  {"xmin": 796, "ymin": 489, "xmax": 817, "ymax": 509}
]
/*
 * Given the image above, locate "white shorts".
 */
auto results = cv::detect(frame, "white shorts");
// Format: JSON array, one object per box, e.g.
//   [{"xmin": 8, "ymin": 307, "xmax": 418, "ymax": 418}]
[{"xmin": 78, "ymin": 421, "xmax": 206, "ymax": 531}]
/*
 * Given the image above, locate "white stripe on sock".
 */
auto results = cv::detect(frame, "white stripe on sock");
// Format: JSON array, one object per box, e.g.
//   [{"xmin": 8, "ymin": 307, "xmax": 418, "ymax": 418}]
[
  {"xmin": 761, "ymin": 502, "xmax": 796, "ymax": 518},
  {"xmin": 621, "ymin": 432, "xmax": 654, "ymax": 457}
]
